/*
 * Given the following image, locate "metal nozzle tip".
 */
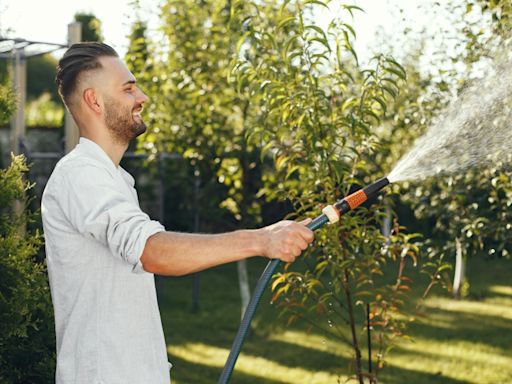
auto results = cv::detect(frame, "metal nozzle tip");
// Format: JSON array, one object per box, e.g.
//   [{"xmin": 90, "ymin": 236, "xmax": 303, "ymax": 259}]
[{"xmin": 362, "ymin": 177, "xmax": 390, "ymax": 198}]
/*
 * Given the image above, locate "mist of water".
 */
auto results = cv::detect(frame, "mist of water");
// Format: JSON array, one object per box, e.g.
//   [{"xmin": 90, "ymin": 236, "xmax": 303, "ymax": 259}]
[{"xmin": 388, "ymin": 54, "xmax": 512, "ymax": 183}]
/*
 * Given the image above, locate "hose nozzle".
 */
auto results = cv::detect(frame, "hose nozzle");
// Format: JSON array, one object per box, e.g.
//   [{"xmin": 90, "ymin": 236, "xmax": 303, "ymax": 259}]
[{"xmin": 333, "ymin": 177, "xmax": 390, "ymax": 216}]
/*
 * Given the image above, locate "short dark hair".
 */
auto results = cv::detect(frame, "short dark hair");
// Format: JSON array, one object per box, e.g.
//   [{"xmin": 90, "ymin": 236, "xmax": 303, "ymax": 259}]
[{"xmin": 56, "ymin": 42, "xmax": 118, "ymax": 106}]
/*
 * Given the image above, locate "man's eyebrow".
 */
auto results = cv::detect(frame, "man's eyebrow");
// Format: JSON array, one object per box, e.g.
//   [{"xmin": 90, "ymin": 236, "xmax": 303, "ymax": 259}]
[{"xmin": 123, "ymin": 80, "xmax": 136, "ymax": 86}]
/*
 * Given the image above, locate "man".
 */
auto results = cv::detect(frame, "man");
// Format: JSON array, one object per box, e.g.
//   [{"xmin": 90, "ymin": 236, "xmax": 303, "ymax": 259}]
[{"xmin": 41, "ymin": 42, "xmax": 314, "ymax": 384}]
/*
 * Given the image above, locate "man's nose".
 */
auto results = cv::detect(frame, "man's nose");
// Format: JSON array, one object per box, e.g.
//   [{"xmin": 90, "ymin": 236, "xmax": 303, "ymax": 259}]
[{"xmin": 137, "ymin": 88, "xmax": 149, "ymax": 104}]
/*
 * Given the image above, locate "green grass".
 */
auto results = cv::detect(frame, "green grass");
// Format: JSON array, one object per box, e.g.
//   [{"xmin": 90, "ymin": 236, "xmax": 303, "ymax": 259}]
[{"xmin": 158, "ymin": 257, "xmax": 512, "ymax": 383}]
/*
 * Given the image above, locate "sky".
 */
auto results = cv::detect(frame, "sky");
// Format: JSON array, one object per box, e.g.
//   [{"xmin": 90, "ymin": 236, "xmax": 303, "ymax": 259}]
[
  {"xmin": 0, "ymin": 0, "xmax": 154, "ymax": 55},
  {"xmin": 0, "ymin": 0, "xmax": 431, "ymax": 62}
]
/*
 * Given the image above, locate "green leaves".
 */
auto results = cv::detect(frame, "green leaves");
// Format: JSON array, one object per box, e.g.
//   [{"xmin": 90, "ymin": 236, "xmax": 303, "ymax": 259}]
[
  {"xmin": 277, "ymin": 16, "xmax": 296, "ymax": 29},
  {"xmin": 139, "ymin": 1, "xmax": 442, "ymax": 380},
  {"xmin": 0, "ymin": 84, "xmax": 17, "ymax": 125},
  {"xmin": 228, "ymin": 4, "xmax": 434, "ymax": 378},
  {"xmin": 0, "ymin": 155, "xmax": 55, "ymax": 383}
]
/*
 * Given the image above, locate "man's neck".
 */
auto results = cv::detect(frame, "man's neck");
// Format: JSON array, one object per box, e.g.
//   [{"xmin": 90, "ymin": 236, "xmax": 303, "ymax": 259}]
[{"xmin": 81, "ymin": 133, "xmax": 128, "ymax": 167}]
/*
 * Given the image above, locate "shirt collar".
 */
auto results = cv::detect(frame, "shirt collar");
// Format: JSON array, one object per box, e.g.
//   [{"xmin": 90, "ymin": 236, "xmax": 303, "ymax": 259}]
[{"xmin": 77, "ymin": 137, "xmax": 119, "ymax": 176}]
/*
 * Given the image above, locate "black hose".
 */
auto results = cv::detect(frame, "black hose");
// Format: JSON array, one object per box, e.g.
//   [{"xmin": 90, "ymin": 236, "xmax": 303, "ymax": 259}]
[
  {"xmin": 217, "ymin": 214, "xmax": 329, "ymax": 384},
  {"xmin": 218, "ymin": 176, "xmax": 391, "ymax": 383}
]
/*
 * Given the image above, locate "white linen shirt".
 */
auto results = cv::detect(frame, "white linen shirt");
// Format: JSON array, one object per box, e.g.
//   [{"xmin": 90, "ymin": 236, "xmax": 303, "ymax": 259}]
[{"xmin": 41, "ymin": 137, "xmax": 171, "ymax": 384}]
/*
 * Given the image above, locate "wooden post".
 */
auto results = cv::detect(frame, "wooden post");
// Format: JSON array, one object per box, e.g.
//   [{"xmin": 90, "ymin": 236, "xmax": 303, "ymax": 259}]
[
  {"xmin": 64, "ymin": 22, "xmax": 81, "ymax": 153},
  {"xmin": 10, "ymin": 48, "xmax": 26, "ymax": 155},
  {"xmin": 9, "ymin": 48, "xmax": 26, "ymax": 233}
]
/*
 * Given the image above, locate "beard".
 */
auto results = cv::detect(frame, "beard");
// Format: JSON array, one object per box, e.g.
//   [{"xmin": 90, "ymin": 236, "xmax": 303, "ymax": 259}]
[{"xmin": 104, "ymin": 97, "xmax": 147, "ymax": 144}]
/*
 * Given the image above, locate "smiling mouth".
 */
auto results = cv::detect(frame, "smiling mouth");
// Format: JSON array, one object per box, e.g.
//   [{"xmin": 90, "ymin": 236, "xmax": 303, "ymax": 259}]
[{"xmin": 132, "ymin": 106, "xmax": 143, "ymax": 120}]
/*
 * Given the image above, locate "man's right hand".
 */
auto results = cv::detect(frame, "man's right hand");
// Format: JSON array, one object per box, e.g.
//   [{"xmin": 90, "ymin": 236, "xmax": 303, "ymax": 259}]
[{"xmin": 259, "ymin": 219, "xmax": 315, "ymax": 263}]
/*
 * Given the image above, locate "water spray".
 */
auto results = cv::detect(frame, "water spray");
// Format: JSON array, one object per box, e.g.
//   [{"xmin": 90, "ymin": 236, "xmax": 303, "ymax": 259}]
[{"xmin": 218, "ymin": 177, "xmax": 390, "ymax": 384}]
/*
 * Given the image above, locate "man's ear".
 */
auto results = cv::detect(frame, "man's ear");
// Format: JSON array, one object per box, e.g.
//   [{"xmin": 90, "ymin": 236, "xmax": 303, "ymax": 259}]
[{"xmin": 83, "ymin": 88, "xmax": 102, "ymax": 115}]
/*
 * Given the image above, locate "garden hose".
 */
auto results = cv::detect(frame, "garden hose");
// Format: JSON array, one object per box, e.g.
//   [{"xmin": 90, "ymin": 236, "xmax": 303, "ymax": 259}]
[{"xmin": 218, "ymin": 177, "xmax": 390, "ymax": 384}]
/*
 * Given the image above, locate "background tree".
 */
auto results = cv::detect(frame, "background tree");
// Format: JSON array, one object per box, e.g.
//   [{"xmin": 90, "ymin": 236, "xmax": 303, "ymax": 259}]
[
  {"xmin": 229, "ymin": 1, "xmax": 446, "ymax": 382},
  {"xmin": 383, "ymin": 0, "xmax": 512, "ymax": 298},
  {"xmin": 0, "ymin": 85, "xmax": 55, "ymax": 384},
  {"xmin": 74, "ymin": 12, "xmax": 104, "ymax": 42},
  {"xmin": 0, "ymin": 11, "xmax": 105, "ymax": 129},
  {"xmin": 25, "ymin": 54, "xmax": 64, "ymax": 128},
  {"xmin": 26, "ymin": 55, "xmax": 59, "ymax": 102},
  {"xmin": 131, "ymin": 0, "xmax": 265, "ymax": 315},
  {"xmin": 125, "ymin": 19, "xmax": 149, "ymax": 75}
]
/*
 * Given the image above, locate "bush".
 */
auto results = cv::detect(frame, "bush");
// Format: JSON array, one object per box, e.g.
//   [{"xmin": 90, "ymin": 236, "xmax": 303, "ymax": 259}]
[
  {"xmin": 0, "ymin": 83, "xmax": 16, "ymax": 126},
  {"xmin": 0, "ymin": 156, "xmax": 55, "ymax": 382}
]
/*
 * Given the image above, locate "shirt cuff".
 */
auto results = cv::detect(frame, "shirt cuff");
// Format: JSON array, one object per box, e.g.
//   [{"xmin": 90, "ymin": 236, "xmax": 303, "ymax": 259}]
[{"xmin": 131, "ymin": 220, "xmax": 166, "ymax": 274}]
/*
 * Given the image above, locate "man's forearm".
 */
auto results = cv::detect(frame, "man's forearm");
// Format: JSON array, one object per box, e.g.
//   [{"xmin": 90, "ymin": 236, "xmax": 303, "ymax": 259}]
[{"xmin": 140, "ymin": 229, "xmax": 265, "ymax": 276}]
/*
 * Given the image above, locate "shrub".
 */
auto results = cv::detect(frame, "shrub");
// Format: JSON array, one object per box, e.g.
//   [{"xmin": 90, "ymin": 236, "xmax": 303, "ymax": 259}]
[{"xmin": 0, "ymin": 136, "xmax": 55, "ymax": 381}]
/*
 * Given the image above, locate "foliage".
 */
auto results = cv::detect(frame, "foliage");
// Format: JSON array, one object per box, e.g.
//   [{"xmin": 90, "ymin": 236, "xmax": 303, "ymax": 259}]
[
  {"xmin": 0, "ymin": 155, "xmax": 55, "ymax": 383},
  {"xmin": 363, "ymin": 1, "xmax": 512, "ymax": 301},
  {"xmin": 0, "ymin": 82, "xmax": 16, "ymax": 125},
  {"xmin": 159, "ymin": 252, "xmax": 512, "ymax": 384},
  {"xmin": 129, "ymin": 0, "xmax": 451, "ymax": 380},
  {"xmin": 26, "ymin": 54, "xmax": 59, "ymax": 102},
  {"xmin": 447, "ymin": 1, "xmax": 512, "ymax": 260},
  {"xmin": 74, "ymin": 12, "xmax": 104, "ymax": 42},
  {"xmin": 25, "ymin": 92, "xmax": 64, "ymax": 128},
  {"xmin": 228, "ymin": 1, "xmax": 446, "ymax": 381},
  {"xmin": 0, "ymin": 48, "xmax": 60, "ymax": 122},
  {"xmin": 134, "ymin": 0, "xmax": 264, "ymax": 230},
  {"xmin": 125, "ymin": 19, "xmax": 150, "ymax": 76},
  {"xmin": 419, "ymin": 3, "xmax": 512, "ymax": 260}
]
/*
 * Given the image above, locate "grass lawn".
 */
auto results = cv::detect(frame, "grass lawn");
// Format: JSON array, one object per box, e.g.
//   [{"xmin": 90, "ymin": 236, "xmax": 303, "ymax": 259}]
[{"xmin": 158, "ymin": 256, "xmax": 512, "ymax": 383}]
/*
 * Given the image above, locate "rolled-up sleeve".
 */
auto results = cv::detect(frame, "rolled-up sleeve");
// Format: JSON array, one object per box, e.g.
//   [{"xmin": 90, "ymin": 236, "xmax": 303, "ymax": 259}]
[{"xmin": 59, "ymin": 163, "xmax": 164, "ymax": 273}]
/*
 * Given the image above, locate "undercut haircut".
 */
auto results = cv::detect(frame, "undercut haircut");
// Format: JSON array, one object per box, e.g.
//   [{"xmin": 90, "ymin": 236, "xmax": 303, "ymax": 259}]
[{"xmin": 56, "ymin": 42, "xmax": 118, "ymax": 107}]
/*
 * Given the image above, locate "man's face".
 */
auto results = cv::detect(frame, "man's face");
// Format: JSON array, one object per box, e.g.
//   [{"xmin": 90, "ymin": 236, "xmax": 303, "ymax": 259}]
[{"xmin": 97, "ymin": 57, "xmax": 149, "ymax": 144}]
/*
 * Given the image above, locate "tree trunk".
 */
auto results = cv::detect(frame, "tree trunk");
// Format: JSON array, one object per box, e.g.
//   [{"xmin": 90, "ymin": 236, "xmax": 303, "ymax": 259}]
[
  {"xmin": 237, "ymin": 259, "xmax": 251, "ymax": 318},
  {"xmin": 237, "ymin": 100, "xmax": 254, "ymax": 319},
  {"xmin": 344, "ymin": 269, "xmax": 364, "ymax": 384},
  {"xmin": 382, "ymin": 205, "xmax": 392, "ymax": 237},
  {"xmin": 453, "ymin": 237, "xmax": 466, "ymax": 299}
]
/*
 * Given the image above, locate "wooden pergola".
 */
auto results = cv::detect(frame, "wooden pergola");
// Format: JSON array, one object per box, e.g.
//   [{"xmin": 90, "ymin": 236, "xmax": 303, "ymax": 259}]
[{"xmin": 0, "ymin": 22, "xmax": 82, "ymax": 156}]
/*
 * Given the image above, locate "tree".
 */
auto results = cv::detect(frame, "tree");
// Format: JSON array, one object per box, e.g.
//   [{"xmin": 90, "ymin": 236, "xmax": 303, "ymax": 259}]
[
  {"xmin": 26, "ymin": 54, "xmax": 59, "ymax": 102},
  {"xmin": 0, "ymin": 82, "xmax": 15, "ymax": 125},
  {"xmin": 132, "ymin": 0, "xmax": 263, "ymax": 315},
  {"xmin": 229, "ymin": 1, "xmax": 445, "ymax": 381},
  {"xmin": 0, "ymin": 85, "xmax": 55, "ymax": 383},
  {"xmin": 74, "ymin": 12, "xmax": 104, "ymax": 42},
  {"xmin": 387, "ymin": 0, "xmax": 512, "ymax": 298},
  {"xmin": 132, "ymin": 0, "xmax": 446, "ymax": 380},
  {"xmin": 125, "ymin": 19, "xmax": 149, "ymax": 75},
  {"xmin": 25, "ymin": 54, "xmax": 64, "ymax": 128}
]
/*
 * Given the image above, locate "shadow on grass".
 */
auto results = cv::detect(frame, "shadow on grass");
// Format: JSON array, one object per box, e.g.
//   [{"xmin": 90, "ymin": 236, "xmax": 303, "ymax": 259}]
[
  {"xmin": 168, "ymin": 340, "xmax": 471, "ymax": 384},
  {"xmin": 410, "ymin": 305, "xmax": 512, "ymax": 353},
  {"xmin": 241, "ymin": 335, "xmax": 345, "ymax": 371},
  {"xmin": 159, "ymin": 258, "xmax": 512, "ymax": 383},
  {"xmin": 168, "ymin": 343, "xmax": 472, "ymax": 384},
  {"xmin": 169, "ymin": 354, "xmax": 287, "ymax": 384},
  {"xmin": 379, "ymin": 364, "xmax": 471, "ymax": 384}
]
